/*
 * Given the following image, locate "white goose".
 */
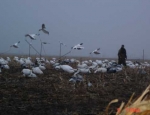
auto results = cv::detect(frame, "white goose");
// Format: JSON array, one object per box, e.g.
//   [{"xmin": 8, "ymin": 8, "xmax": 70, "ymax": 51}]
[
  {"xmin": 69, "ymin": 71, "xmax": 84, "ymax": 83},
  {"xmin": 0, "ymin": 58, "xmax": 8, "ymax": 65},
  {"xmin": 94, "ymin": 67, "xmax": 107, "ymax": 73},
  {"xmin": 1, "ymin": 64, "xmax": 10, "ymax": 69},
  {"xmin": 90, "ymin": 48, "xmax": 100, "ymax": 54},
  {"xmin": 22, "ymin": 69, "xmax": 37, "ymax": 77},
  {"xmin": 39, "ymin": 64, "xmax": 46, "ymax": 70},
  {"xmin": 77, "ymin": 61, "xmax": 88, "ymax": 69},
  {"xmin": 72, "ymin": 43, "xmax": 84, "ymax": 50},
  {"xmin": 77, "ymin": 68, "xmax": 91, "ymax": 74},
  {"xmin": 25, "ymin": 58, "xmax": 33, "ymax": 65},
  {"xmin": 11, "ymin": 41, "xmax": 20, "ymax": 48},
  {"xmin": 32, "ymin": 67, "xmax": 43, "ymax": 74},
  {"xmin": 6, "ymin": 57, "xmax": 11, "ymax": 62},
  {"xmin": 39, "ymin": 24, "xmax": 49, "ymax": 35},
  {"xmin": 25, "ymin": 34, "xmax": 40, "ymax": 40},
  {"xmin": 60, "ymin": 65, "xmax": 76, "ymax": 73}
]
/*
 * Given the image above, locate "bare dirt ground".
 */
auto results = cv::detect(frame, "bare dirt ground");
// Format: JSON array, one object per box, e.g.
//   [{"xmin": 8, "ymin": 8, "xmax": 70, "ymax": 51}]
[{"xmin": 0, "ymin": 57, "xmax": 150, "ymax": 115}]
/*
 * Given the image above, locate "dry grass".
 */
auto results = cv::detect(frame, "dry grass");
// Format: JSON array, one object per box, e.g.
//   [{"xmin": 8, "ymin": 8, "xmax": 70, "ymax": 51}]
[{"xmin": 0, "ymin": 56, "xmax": 150, "ymax": 115}]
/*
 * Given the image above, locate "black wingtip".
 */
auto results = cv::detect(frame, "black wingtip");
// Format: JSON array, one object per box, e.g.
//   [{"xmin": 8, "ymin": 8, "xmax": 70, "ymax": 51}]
[{"xmin": 42, "ymin": 24, "xmax": 46, "ymax": 29}]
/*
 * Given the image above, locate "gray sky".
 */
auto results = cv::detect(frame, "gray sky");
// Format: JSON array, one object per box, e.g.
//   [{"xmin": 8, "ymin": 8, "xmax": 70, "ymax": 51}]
[{"xmin": 0, "ymin": 0, "xmax": 150, "ymax": 59}]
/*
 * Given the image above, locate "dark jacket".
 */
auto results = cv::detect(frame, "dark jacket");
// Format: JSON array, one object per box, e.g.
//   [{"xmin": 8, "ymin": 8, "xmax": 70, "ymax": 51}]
[{"xmin": 118, "ymin": 47, "xmax": 127, "ymax": 59}]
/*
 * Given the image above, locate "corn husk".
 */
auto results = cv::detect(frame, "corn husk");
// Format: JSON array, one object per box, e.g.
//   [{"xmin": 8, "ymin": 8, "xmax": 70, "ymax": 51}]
[{"xmin": 116, "ymin": 85, "xmax": 150, "ymax": 115}]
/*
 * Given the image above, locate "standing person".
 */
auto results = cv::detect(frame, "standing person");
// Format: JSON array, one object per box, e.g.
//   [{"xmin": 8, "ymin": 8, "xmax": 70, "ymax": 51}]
[{"xmin": 118, "ymin": 45, "xmax": 127, "ymax": 66}]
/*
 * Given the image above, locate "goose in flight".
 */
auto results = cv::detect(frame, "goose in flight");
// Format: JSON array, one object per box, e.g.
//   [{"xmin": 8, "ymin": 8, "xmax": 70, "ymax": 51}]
[
  {"xmin": 11, "ymin": 41, "xmax": 20, "ymax": 48},
  {"xmin": 25, "ymin": 34, "xmax": 40, "ymax": 40},
  {"xmin": 90, "ymin": 48, "xmax": 100, "ymax": 54},
  {"xmin": 39, "ymin": 24, "xmax": 49, "ymax": 35},
  {"xmin": 72, "ymin": 43, "xmax": 84, "ymax": 50}
]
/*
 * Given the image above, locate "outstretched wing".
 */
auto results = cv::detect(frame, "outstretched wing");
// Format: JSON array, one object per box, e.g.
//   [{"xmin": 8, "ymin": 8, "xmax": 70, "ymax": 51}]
[
  {"xmin": 97, "ymin": 48, "xmax": 100, "ymax": 51},
  {"xmin": 42, "ymin": 29, "xmax": 49, "ymax": 35},
  {"xmin": 25, "ymin": 34, "xmax": 29, "ymax": 37}
]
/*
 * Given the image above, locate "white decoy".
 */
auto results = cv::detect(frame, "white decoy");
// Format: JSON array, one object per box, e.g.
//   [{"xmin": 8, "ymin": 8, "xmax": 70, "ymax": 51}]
[
  {"xmin": 11, "ymin": 41, "xmax": 20, "ymax": 48},
  {"xmin": 39, "ymin": 65, "xmax": 46, "ymax": 70},
  {"xmin": 25, "ymin": 58, "xmax": 33, "ymax": 65},
  {"xmin": 88, "ymin": 81, "xmax": 92, "ymax": 87},
  {"xmin": 90, "ymin": 48, "xmax": 100, "ymax": 54},
  {"xmin": 88, "ymin": 64, "xmax": 98, "ymax": 71},
  {"xmin": 45, "ymin": 59, "xmax": 50, "ymax": 64},
  {"xmin": 127, "ymin": 63, "xmax": 136, "ymax": 69},
  {"xmin": 60, "ymin": 65, "xmax": 76, "ymax": 73},
  {"xmin": 13, "ymin": 56, "xmax": 19, "ymax": 61},
  {"xmin": 22, "ymin": 69, "xmax": 37, "ymax": 77},
  {"xmin": 96, "ymin": 60, "xmax": 103, "ymax": 66},
  {"xmin": 50, "ymin": 60, "xmax": 55, "ymax": 65},
  {"xmin": 22, "ymin": 69, "xmax": 32, "ymax": 76},
  {"xmin": 2, "ymin": 64, "xmax": 10, "ymax": 69},
  {"xmin": 77, "ymin": 63, "xmax": 88, "ymax": 69},
  {"xmin": 94, "ymin": 67, "xmax": 107, "ymax": 73},
  {"xmin": 55, "ymin": 65, "xmax": 61, "ymax": 70},
  {"xmin": 72, "ymin": 43, "xmax": 84, "ymax": 50},
  {"xmin": 69, "ymin": 72, "xmax": 84, "ymax": 83},
  {"xmin": 77, "ymin": 68, "xmax": 91, "ymax": 74},
  {"xmin": 70, "ymin": 58, "xmax": 76, "ymax": 63},
  {"xmin": 6, "ymin": 57, "xmax": 11, "ymax": 62},
  {"xmin": 25, "ymin": 34, "xmax": 40, "ymax": 40},
  {"xmin": 28, "ymin": 73, "xmax": 37, "ymax": 77},
  {"xmin": 116, "ymin": 67, "xmax": 123, "ymax": 72},
  {"xmin": 0, "ymin": 58, "xmax": 8, "ymax": 65},
  {"xmin": 32, "ymin": 67, "xmax": 43, "ymax": 74},
  {"xmin": 39, "ymin": 24, "xmax": 49, "ymax": 35},
  {"xmin": 18, "ymin": 58, "xmax": 25, "ymax": 65}
]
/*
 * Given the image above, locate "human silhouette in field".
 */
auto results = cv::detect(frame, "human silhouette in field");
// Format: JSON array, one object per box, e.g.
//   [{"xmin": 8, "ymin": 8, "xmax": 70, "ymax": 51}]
[{"xmin": 118, "ymin": 45, "xmax": 127, "ymax": 66}]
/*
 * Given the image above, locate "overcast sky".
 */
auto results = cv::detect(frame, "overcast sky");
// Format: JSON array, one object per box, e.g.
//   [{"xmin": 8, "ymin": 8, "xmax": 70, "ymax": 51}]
[{"xmin": 0, "ymin": 0, "xmax": 150, "ymax": 59}]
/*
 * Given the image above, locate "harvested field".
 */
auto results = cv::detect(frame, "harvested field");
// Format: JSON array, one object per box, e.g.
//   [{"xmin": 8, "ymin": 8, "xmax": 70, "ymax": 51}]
[{"xmin": 0, "ymin": 60, "xmax": 150, "ymax": 115}]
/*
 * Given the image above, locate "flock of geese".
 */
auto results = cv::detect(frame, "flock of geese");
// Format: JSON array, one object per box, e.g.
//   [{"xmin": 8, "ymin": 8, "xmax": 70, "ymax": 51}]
[
  {"xmin": 0, "ymin": 24, "xmax": 150, "ymax": 85},
  {"xmin": 3, "ymin": 24, "xmax": 101, "ymax": 58},
  {"xmin": 0, "ymin": 55, "xmax": 149, "ymax": 85}
]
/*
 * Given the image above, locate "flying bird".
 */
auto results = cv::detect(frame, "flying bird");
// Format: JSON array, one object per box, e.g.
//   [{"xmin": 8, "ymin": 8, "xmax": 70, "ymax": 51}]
[
  {"xmin": 11, "ymin": 41, "xmax": 20, "ymax": 48},
  {"xmin": 39, "ymin": 24, "xmax": 49, "ymax": 35},
  {"xmin": 42, "ymin": 24, "xmax": 46, "ymax": 29},
  {"xmin": 42, "ymin": 42, "xmax": 50, "ymax": 44},
  {"xmin": 25, "ymin": 34, "xmax": 40, "ymax": 40},
  {"xmin": 72, "ymin": 43, "xmax": 84, "ymax": 50},
  {"xmin": 76, "ymin": 46, "xmax": 84, "ymax": 50},
  {"xmin": 90, "ymin": 48, "xmax": 100, "ymax": 54}
]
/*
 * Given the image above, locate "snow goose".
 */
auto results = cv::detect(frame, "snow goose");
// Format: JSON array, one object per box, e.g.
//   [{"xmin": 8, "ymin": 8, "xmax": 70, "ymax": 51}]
[
  {"xmin": 22, "ymin": 69, "xmax": 37, "ymax": 77},
  {"xmin": 90, "ymin": 48, "xmax": 100, "ymax": 54},
  {"xmin": 11, "ymin": 41, "xmax": 20, "ymax": 48},
  {"xmin": 72, "ymin": 43, "xmax": 84, "ymax": 50},
  {"xmin": 94, "ymin": 67, "xmax": 107, "ymax": 73},
  {"xmin": 60, "ymin": 65, "xmax": 76, "ymax": 73},
  {"xmin": 39, "ymin": 64, "xmax": 46, "ymax": 70},
  {"xmin": 25, "ymin": 34, "xmax": 40, "ymax": 40},
  {"xmin": 6, "ymin": 57, "xmax": 11, "ymax": 62},
  {"xmin": 32, "ymin": 67, "xmax": 43, "ymax": 74},
  {"xmin": 69, "ymin": 72, "xmax": 84, "ymax": 83},
  {"xmin": 39, "ymin": 24, "xmax": 49, "ymax": 35}
]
